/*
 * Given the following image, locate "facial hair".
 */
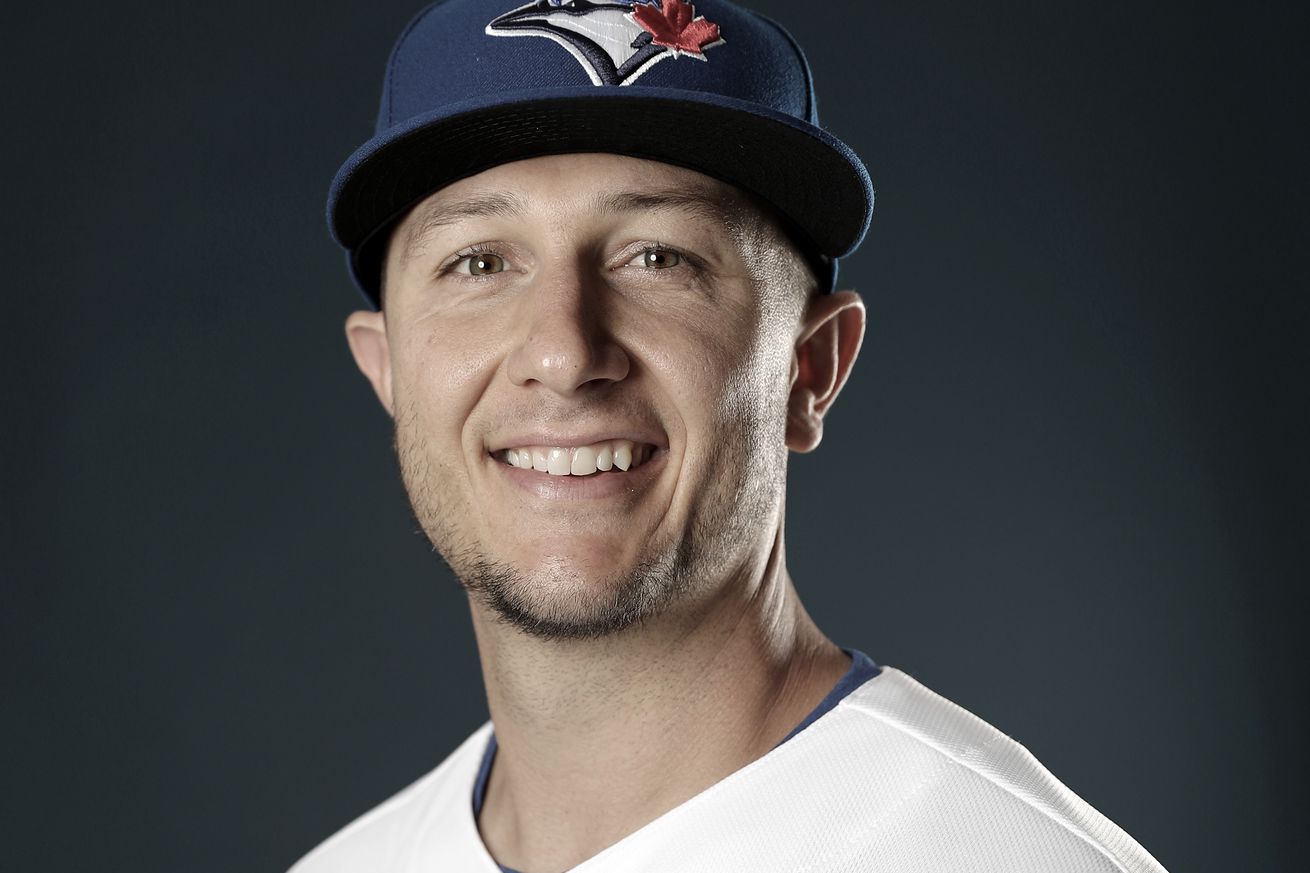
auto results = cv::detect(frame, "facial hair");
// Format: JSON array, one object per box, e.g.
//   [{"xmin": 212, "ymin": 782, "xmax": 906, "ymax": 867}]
[{"xmin": 389, "ymin": 346, "xmax": 791, "ymax": 641}]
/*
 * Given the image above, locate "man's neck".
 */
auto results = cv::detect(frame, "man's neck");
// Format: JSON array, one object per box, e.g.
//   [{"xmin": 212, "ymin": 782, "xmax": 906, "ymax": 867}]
[{"xmin": 469, "ymin": 537, "xmax": 849, "ymax": 873}]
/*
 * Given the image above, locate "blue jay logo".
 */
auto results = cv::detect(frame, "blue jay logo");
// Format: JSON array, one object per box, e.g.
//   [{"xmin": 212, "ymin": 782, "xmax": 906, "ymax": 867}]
[{"xmin": 486, "ymin": 0, "xmax": 725, "ymax": 86}]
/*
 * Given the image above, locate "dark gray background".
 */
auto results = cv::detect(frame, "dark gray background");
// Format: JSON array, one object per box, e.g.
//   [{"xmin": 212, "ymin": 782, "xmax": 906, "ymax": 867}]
[{"xmin": 4, "ymin": 1, "xmax": 1305, "ymax": 871}]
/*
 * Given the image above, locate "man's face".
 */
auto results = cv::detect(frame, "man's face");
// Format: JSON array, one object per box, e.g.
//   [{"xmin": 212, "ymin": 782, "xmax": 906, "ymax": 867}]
[{"xmin": 351, "ymin": 154, "xmax": 825, "ymax": 639}]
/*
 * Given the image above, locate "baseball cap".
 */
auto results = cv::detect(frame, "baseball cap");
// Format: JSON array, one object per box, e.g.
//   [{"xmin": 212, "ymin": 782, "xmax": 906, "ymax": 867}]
[{"xmin": 328, "ymin": 0, "xmax": 874, "ymax": 308}]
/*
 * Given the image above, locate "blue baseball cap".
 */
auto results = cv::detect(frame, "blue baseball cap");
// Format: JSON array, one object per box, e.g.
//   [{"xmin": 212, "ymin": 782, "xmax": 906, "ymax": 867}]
[{"xmin": 328, "ymin": 0, "xmax": 874, "ymax": 308}]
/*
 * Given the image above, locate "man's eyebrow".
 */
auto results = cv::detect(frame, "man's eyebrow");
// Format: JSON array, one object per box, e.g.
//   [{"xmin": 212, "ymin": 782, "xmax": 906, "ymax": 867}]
[{"xmin": 399, "ymin": 191, "xmax": 528, "ymax": 267}]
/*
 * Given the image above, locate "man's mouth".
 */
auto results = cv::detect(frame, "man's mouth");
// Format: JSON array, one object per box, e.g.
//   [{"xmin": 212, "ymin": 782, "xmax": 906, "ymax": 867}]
[{"xmin": 494, "ymin": 440, "xmax": 657, "ymax": 477}]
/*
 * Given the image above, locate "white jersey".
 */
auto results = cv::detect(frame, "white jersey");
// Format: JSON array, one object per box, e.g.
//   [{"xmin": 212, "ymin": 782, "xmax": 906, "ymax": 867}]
[{"xmin": 290, "ymin": 667, "xmax": 1168, "ymax": 872}]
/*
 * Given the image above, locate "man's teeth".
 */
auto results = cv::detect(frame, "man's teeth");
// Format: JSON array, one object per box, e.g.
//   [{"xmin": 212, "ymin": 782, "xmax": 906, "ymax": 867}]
[{"xmin": 503, "ymin": 440, "xmax": 649, "ymax": 476}]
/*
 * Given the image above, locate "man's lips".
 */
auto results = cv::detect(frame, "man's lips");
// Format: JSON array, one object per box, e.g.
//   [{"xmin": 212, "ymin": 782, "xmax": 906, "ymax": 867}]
[
  {"xmin": 491, "ymin": 444, "xmax": 667, "ymax": 500},
  {"xmin": 494, "ymin": 440, "xmax": 657, "ymax": 476},
  {"xmin": 487, "ymin": 431, "xmax": 666, "ymax": 478}
]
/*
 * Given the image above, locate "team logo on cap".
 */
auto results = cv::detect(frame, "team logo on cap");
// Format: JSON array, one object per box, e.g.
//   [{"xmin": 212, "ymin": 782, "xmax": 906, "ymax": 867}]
[{"xmin": 487, "ymin": 0, "xmax": 724, "ymax": 86}]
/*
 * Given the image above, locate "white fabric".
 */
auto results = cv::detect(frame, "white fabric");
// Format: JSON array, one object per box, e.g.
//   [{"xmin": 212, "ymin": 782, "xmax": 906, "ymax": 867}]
[{"xmin": 289, "ymin": 667, "xmax": 1168, "ymax": 872}]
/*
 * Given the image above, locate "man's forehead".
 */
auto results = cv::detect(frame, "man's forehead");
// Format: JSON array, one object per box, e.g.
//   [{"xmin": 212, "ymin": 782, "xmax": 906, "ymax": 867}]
[{"xmin": 393, "ymin": 154, "xmax": 778, "ymax": 265}]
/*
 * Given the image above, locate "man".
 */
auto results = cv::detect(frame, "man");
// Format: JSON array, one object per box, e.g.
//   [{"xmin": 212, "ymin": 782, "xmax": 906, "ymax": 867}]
[{"xmin": 296, "ymin": 1, "xmax": 1169, "ymax": 870}]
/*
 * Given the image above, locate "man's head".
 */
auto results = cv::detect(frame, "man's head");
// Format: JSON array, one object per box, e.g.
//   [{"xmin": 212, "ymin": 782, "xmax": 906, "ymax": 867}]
[{"xmin": 329, "ymin": 0, "xmax": 873, "ymax": 639}]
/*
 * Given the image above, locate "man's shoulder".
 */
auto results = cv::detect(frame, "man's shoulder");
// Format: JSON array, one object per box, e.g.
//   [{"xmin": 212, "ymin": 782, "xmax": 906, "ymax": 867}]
[
  {"xmin": 797, "ymin": 666, "xmax": 1169, "ymax": 872},
  {"xmin": 286, "ymin": 722, "xmax": 493, "ymax": 873}
]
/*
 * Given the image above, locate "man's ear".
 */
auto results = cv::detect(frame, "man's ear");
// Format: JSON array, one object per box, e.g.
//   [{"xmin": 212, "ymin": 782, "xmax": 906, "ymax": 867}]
[
  {"xmin": 345, "ymin": 310, "xmax": 395, "ymax": 417},
  {"xmin": 786, "ymin": 290, "xmax": 866, "ymax": 453}
]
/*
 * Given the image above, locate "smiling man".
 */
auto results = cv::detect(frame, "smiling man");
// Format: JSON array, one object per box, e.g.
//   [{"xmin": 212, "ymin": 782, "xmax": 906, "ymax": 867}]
[{"xmin": 294, "ymin": 1, "xmax": 1168, "ymax": 871}]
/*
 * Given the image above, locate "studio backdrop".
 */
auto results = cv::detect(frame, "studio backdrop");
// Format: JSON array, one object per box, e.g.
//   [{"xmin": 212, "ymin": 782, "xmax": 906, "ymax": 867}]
[{"xmin": 3, "ymin": 2, "xmax": 1305, "ymax": 872}]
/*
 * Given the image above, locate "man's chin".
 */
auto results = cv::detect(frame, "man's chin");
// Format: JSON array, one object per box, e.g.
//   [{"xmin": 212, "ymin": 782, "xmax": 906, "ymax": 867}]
[{"xmin": 452, "ymin": 552, "xmax": 693, "ymax": 641}]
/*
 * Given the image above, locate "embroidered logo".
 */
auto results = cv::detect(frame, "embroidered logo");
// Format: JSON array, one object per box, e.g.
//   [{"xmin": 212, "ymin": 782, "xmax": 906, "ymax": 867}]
[{"xmin": 486, "ymin": 0, "xmax": 725, "ymax": 87}]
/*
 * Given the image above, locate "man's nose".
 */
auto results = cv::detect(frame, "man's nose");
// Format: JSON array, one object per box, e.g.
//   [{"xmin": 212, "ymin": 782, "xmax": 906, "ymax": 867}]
[{"xmin": 504, "ymin": 262, "xmax": 630, "ymax": 395}]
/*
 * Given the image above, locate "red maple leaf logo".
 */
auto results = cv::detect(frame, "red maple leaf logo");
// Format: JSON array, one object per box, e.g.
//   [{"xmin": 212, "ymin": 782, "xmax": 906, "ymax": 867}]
[{"xmin": 632, "ymin": 0, "xmax": 722, "ymax": 57}]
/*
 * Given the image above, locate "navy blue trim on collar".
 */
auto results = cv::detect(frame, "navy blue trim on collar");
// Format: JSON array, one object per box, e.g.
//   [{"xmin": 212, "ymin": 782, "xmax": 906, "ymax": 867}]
[{"xmin": 774, "ymin": 648, "xmax": 880, "ymax": 748}]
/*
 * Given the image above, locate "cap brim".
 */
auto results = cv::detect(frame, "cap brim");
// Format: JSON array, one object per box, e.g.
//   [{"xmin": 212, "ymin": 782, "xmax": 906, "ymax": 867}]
[{"xmin": 328, "ymin": 86, "xmax": 873, "ymax": 306}]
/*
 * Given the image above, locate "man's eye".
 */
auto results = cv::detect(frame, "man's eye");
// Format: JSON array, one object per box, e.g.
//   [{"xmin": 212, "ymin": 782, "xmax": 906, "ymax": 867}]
[
  {"xmin": 636, "ymin": 248, "xmax": 681, "ymax": 269},
  {"xmin": 458, "ymin": 253, "xmax": 505, "ymax": 275}
]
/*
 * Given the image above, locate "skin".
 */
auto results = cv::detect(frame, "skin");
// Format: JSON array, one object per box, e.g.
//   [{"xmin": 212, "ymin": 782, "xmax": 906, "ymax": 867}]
[{"xmin": 345, "ymin": 153, "xmax": 866, "ymax": 872}]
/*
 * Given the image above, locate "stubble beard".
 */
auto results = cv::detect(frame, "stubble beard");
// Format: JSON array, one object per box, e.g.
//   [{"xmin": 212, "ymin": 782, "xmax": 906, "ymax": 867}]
[{"xmin": 390, "ymin": 395, "xmax": 787, "ymax": 642}]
